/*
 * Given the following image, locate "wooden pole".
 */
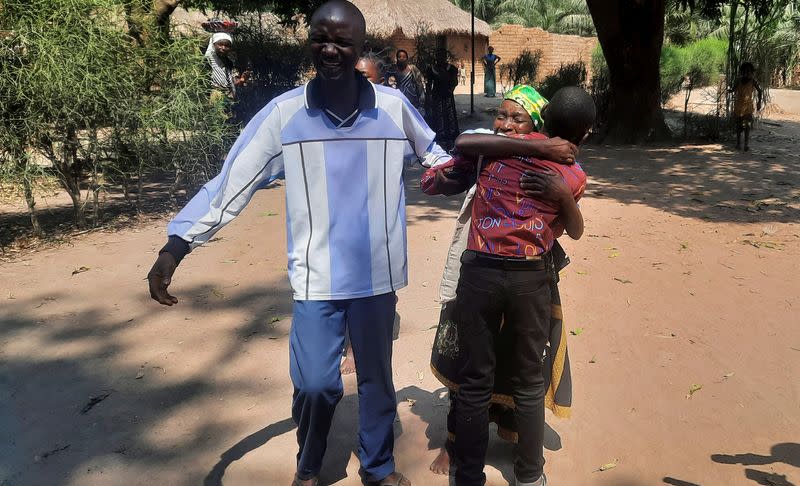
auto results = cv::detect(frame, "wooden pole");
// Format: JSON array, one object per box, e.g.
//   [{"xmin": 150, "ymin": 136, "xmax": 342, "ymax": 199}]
[{"xmin": 471, "ymin": 0, "xmax": 475, "ymax": 114}]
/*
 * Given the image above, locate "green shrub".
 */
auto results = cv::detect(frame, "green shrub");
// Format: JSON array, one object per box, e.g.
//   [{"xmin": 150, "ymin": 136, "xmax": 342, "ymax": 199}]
[
  {"xmin": 0, "ymin": 0, "xmax": 232, "ymax": 231},
  {"xmin": 539, "ymin": 61, "xmax": 587, "ymax": 100},
  {"xmin": 661, "ymin": 38, "xmax": 727, "ymax": 105},
  {"xmin": 588, "ymin": 45, "xmax": 611, "ymax": 135},
  {"xmin": 502, "ymin": 49, "xmax": 544, "ymax": 88},
  {"xmin": 231, "ymin": 14, "xmax": 314, "ymax": 123},
  {"xmin": 684, "ymin": 38, "xmax": 727, "ymax": 86}
]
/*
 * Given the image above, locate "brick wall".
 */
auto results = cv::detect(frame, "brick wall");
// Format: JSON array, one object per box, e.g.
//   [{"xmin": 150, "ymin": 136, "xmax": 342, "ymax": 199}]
[
  {"xmin": 489, "ymin": 24, "xmax": 598, "ymax": 85},
  {"xmin": 372, "ymin": 26, "xmax": 598, "ymax": 95}
]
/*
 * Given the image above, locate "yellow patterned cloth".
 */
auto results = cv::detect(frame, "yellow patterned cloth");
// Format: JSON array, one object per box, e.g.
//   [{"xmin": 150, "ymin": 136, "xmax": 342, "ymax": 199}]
[{"xmin": 504, "ymin": 84, "xmax": 548, "ymax": 131}]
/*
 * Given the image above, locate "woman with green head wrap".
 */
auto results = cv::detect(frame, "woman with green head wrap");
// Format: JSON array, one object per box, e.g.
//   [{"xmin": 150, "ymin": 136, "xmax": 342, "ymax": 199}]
[{"xmin": 426, "ymin": 85, "xmax": 580, "ymax": 484}]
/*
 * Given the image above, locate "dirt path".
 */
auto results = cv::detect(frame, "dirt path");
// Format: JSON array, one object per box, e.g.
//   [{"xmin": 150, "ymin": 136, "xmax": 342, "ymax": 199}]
[{"xmin": 2, "ymin": 97, "xmax": 799, "ymax": 486}]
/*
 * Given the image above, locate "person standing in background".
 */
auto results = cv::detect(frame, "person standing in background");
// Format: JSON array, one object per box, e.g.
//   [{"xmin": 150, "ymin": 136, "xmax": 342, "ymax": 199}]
[
  {"xmin": 425, "ymin": 49, "xmax": 460, "ymax": 151},
  {"xmin": 205, "ymin": 33, "xmax": 248, "ymax": 104},
  {"xmin": 391, "ymin": 49, "xmax": 426, "ymax": 112},
  {"xmin": 482, "ymin": 46, "xmax": 500, "ymax": 98}
]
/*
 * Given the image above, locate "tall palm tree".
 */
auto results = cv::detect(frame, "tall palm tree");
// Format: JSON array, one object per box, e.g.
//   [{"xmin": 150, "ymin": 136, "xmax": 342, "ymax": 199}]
[
  {"xmin": 450, "ymin": 0, "xmax": 502, "ymax": 25},
  {"xmin": 664, "ymin": 0, "xmax": 726, "ymax": 45},
  {"xmin": 493, "ymin": 0, "xmax": 595, "ymax": 35}
]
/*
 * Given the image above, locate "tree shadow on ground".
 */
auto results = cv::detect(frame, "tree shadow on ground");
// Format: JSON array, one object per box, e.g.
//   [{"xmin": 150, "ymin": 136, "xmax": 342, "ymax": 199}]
[
  {"xmin": 0, "ymin": 176, "xmax": 284, "ymax": 256},
  {"xmin": 404, "ymin": 162, "xmax": 467, "ymax": 228},
  {"xmin": 0, "ymin": 279, "xmax": 291, "ymax": 485},
  {"xmin": 582, "ymin": 117, "xmax": 800, "ymax": 224},
  {"xmin": 711, "ymin": 443, "xmax": 799, "ymax": 486},
  {"xmin": 202, "ymin": 384, "xmax": 566, "ymax": 485},
  {"xmin": 663, "ymin": 477, "xmax": 702, "ymax": 486}
]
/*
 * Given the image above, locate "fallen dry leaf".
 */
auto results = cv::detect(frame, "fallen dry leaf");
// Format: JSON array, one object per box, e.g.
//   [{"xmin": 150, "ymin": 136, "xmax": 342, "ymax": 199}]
[
  {"xmin": 570, "ymin": 328, "xmax": 584, "ymax": 336},
  {"xmin": 71, "ymin": 266, "xmax": 90, "ymax": 276},
  {"xmin": 742, "ymin": 239, "xmax": 783, "ymax": 250},
  {"xmin": 135, "ymin": 369, "xmax": 145, "ymax": 380},
  {"xmin": 211, "ymin": 288, "xmax": 225, "ymax": 299},
  {"xmin": 596, "ymin": 460, "xmax": 618, "ymax": 472},
  {"xmin": 686, "ymin": 383, "xmax": 702, "ymax": 398},
  {"xmin": 418, "ymin": 371, "xmax": 424, "ymax": 381},
  {"xmin": 613, "ymin": 277, "xmax": 632, "ymax": 284}
]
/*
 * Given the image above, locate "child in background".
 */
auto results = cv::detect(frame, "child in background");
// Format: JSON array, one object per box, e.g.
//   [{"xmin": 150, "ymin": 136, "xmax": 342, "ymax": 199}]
[
  {"xmin": 356, "ymin": 53, "xmax": 385, "ymax": 85},
  {"xmin": 732, "ymin": 62, "xmax": 764, "ymax": 151}
]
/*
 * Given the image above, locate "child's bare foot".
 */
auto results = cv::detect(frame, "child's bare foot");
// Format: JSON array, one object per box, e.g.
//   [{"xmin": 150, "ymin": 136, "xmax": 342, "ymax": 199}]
[
  {"xmin": 429, "ymin": 447, "xmax": 450, "ymax": 475},
  {"xmin": 340, "ymin": 355, "xmax": 356, "ymax": 375}
]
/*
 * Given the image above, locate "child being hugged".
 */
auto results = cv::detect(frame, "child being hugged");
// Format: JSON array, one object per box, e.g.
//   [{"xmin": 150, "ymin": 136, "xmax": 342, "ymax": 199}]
[{"xmin": 422, "ymin": 85, "xmax": 595, "ymax": 486}]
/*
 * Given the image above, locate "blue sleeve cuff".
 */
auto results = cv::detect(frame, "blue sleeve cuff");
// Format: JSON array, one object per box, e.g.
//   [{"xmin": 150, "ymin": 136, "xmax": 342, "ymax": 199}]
[{"xmin": 160, "ymin": 236, "xmax": 191, "ymax": 265}]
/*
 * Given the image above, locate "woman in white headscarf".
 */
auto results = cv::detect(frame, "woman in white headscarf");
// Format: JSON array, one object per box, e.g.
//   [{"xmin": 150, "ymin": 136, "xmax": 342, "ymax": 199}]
[{"xmin": 205, "ymin": 32, "xmax": 245, "ymax": 100}]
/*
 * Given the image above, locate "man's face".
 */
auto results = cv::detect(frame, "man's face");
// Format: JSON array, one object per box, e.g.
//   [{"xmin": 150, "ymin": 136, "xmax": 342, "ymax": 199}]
[
  {"xmin": 356, "ymin": 59, "xmax": 382, "ymax": 84},
  {"xmin": 493, "ymin": 100, "xmax": 534, "ymax": 135},
  {"xmin": 214, "ymin": 40, "xmax": 232, "ymax": 57},
  {"xmin": 310, "ymin": 14, "xmax": 363, "ymax": 81},
  {"xmin": 396, "ymin": 51, "xmax": 408, "ymax": 67}
]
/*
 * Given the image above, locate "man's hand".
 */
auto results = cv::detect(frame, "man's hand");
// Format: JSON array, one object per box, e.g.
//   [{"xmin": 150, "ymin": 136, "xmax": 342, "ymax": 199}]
[
  {"xmin": 535, "ymin": 137, "xmax": 578, "ymax": 165},
  {"xmin": 520, "ymin": 169, "xmax": 572, "ymax": 204},
  {"xmin": 148, "ymin": 252, "xmax": 178, "ymax": 306},
  {"xmin": 434, "ymin": 170, "xmax": 472, "ymax": 196}
]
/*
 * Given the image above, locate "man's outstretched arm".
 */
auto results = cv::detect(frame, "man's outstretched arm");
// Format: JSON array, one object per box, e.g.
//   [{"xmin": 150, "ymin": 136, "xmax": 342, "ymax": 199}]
[{"xmin": 148, "ymin": 101, "xmax": 285, "ymax": 305}]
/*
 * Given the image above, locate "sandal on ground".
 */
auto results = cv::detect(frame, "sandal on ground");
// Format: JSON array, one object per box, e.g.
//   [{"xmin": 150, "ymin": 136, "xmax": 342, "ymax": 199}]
[
  {"xmin": 292, "ymin": 476, "xmax": 319, "ymax": 486},
  {"xmin": 374, "ymin": 472, "xmax": 411, "ymax": 486}
]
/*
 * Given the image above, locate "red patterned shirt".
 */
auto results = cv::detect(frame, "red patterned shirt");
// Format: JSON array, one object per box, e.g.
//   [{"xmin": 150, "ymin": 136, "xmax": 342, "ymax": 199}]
[{"xmin": 421, "ymin": 132, "xmax": 586, "ymax": 258}]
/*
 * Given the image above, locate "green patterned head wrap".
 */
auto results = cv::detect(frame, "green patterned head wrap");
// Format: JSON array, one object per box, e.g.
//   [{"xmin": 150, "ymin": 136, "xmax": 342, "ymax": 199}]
[{"xmin": 503, "ymin": 85, "xmax": 548, "ymax": 132}]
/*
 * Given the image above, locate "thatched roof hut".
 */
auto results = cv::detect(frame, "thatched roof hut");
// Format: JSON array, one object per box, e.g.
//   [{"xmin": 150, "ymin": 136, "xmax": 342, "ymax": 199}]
[{"xmin": 350, "ymin": 0, "xmax": 491, "ymax": 38}]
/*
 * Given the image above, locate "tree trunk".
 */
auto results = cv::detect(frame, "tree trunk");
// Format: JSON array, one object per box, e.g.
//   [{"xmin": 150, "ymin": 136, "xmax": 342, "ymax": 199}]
[
  {"xmin": 154, "ymin": 0, "xmax": 179, "ymax": 38},
  {"xmin": 725, "ymin": 0, "xmax": 739, "ymax": 115},
  {"xmin": 22, "ymin": 172, "xmax": 43, "ymax": 238},
  {"xmin": 136, "ymin": 161, "xmax": 145, "ymax": 214},
  {"xmin": 58, "ymin": 127, "xmax": 87, "ymax": 228},
  {"xmin": 587, "ymin": 0, "xmax": 671, "ymax": 143},
  {"xmin": 739, "ymin": 1, "xmax": 751, "ymax": 62}
]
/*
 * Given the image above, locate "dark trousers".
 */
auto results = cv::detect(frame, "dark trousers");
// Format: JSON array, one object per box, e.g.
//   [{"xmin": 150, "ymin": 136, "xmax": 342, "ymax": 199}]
[
  {"xmin": 290, "ymin": 293, "xmax": 398, "ymax": 481},
  {"xmin": 453, "ymin": 251, "xmax": 551, "ymax": 485}
]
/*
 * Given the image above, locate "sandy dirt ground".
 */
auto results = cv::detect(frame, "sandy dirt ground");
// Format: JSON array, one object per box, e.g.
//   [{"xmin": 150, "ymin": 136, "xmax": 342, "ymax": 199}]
[{"xmin": 2, "ymin": 91, "xmax": 799, "ymax": 486}]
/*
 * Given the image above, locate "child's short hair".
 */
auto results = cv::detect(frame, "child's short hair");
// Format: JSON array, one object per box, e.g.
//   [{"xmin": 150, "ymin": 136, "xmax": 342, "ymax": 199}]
[
  {"xmin": 360, "ymin": 52, "xmax": 385, "ymax": 77},
  {"xmin": 740, "ymin": 62, "xmax": 755, "ymax": 73},
  {"xmin": 543, "ymin": 86, "xmax": 596, "ymax": 145}
]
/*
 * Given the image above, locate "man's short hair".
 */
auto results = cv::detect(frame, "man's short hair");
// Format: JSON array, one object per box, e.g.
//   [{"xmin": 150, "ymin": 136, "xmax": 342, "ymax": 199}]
[
  {"xmin": 311, "ymin": 0, "xmax": 366, "ymax": 38},
  {"xmin": 544, "ymin": 86, "xmax": 596, "ymax": 145}
]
